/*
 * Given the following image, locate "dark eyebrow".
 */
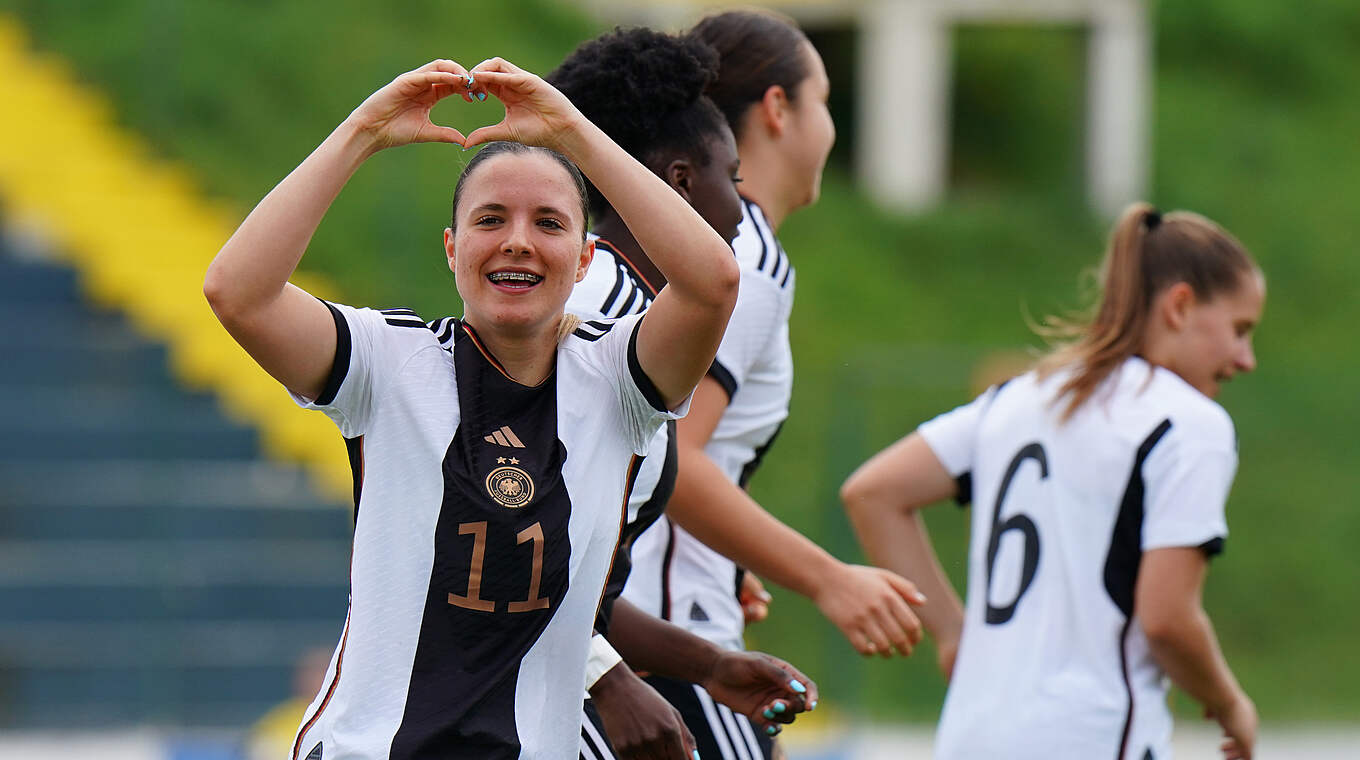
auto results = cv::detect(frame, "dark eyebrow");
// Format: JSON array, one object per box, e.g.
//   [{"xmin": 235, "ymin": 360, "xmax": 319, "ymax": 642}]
[
  {"xmin": 467, "ymin": 203, "xmax": 569, "ymax": 218},
  {"xmin": 468, "ymin": 203, "xmax": 507, "ymax": 215},
  {"xmin": 535, "ymin": 205, "xmax": 570, "ymax": 218}
]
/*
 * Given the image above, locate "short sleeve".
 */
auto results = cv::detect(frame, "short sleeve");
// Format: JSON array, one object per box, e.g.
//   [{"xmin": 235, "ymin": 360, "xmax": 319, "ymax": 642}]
[
  {"xmin": 1141, "ymin": 421, "xmax": 1237, "ymax": 554},
  {"xmin": 917, "ymin": 386, "xmax": 998, "ymax": 479},
  {"xmin": 577, "ymin": 312, "xmax": 690, "ymax": 456},
  {"xmin": 708, "ymin": 272, "xmax": 783, "ymax": 400},
  {"xmin": 289, "ymin": 301, "xmax": 419, "ymax": 437}
]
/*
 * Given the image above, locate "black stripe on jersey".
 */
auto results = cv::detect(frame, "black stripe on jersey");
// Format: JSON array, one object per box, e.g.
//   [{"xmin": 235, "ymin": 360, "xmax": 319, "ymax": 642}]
[
  {"xmin": 747, "ymin": 199, "xmax": 770, "ymax": 272},
  {"xmin": 954, "ymin": 472, "xmax": 973, "ymax": 507},
  {"xmin": 616, "ymin": 280, "xmax": 642, "ymax": 319},
  {"xmin": 659, "ymin": 519, "xmax": 677, "ymax": 621},
  {"xmin": 737, "ymin": 420, "xmax": 784, "ymax": 490},
  {"xmin": 595, "ymin": 420, "xmax": 678, "ymax": 634},
  {"xmin": 573, "ymin": 320, "xmax": 616, "ymax": 342},
  {"xmin": 1104, "ymin": 418, "xmax": 1173, "ymax": 617},
  {"xmin": 381, "ymin": 307, "xmax": 420, "ymax": 317},
  {"xmin": 1199, "ymin": 536, "xmax": 1225, "ymax": 557},
  {"xmin": 345, "ymin": 436, "xmax": 364, "ymax": 523},
  {"xmin": 433, "ymin": 316, "xmax": 457, "ymax": 345},
  {"xmin": 780, "ymin": 262, "xmax": 793, "ymax": 288},
  {"xmin": 316, "ymin": 301, "xmax": 352, "ymax": 406},
  {"xmin": 385, "ymin": 317, "xmax": 429, "ymax": 328},
  {"xmin": 627, "ymin": 317, "xmax": 669, "ymax": 413},
  {"xmin": 707, "ymin": 360, "xmax": 738, "ymax": 402},
  {"xmin": 1105, "ymin": 417, "xmax": 1172, "ymax": 760},
  {"xmin": 601, "ymin": 262, "xmax": 628, "ymax": 317}
]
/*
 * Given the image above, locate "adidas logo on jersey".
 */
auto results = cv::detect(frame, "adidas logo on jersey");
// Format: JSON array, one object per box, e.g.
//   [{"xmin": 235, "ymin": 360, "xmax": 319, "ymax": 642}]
[
  {"xmin": 484, "ymin": 426, "xmax": 526, "ymax": 448},
  {"xmin": 689, "ymin": 602, "xmax": 710, "ymax": 622},
  {"xmin": 305, "ymin": 742, "xmax": 323, "ymax": 760}
]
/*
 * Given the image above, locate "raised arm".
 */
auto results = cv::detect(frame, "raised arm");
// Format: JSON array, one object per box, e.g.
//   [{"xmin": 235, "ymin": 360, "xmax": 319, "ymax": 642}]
[
  {"xmin": 464, "ymin": 59, "xmax": 739, "ymax": 409},
  {"xmin": 203, "ymin": 60, "xmax": 471, "ymax": 398},
  {"xmin": 840, "ymin": 431, "xmax": 967, "ymax": 674}
]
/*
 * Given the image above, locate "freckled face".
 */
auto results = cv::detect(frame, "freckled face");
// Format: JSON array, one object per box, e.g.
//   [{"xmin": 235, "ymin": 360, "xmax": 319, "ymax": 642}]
[
  {"xmin": 446, "ymin": 153, "xmax": 591, "ymax": 336},
  {"xmin": 1165, "ymin": 272, "xmax": 1266, "ymax": 398}
]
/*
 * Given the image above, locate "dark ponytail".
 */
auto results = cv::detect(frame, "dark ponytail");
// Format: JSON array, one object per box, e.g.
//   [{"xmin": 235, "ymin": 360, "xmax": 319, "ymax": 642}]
[{"xmin": 687, "ymin": 9, "xmax": 809, "ymax": 140}]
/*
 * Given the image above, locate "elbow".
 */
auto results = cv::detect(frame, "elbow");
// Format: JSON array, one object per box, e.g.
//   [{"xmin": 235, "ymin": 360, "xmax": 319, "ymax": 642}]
[
  {"xmin": 710, "ymin": 252, "xmax": 740, "ymax": 311},
  {"xmin": 202, "ymin": 264, "xmax": 236, "ymax": 324},
  {"xmin": 839, "ymin": 471, "xmax": 878, "ymax": 520},
  {"xmin": 1140, "ymin": 606, "xmax": 1205, "ymax": 648}
]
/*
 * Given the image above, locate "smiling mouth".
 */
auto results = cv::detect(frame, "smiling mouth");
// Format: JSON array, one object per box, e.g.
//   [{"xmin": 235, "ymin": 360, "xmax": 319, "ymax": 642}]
[{"xmin": 487, "ymin": 271, "xmax": 543, "ymax": 289}]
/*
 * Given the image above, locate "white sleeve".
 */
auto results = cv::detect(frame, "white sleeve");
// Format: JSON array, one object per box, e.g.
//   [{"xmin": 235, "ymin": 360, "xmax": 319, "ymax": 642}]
[
  {"xmin": 583, "ymin": 633, "xmax": 624, "ymax": 689},
  {"xmin": 707, "ymin": 271, "xmax": 783, "ymax": 399},
  {"xmin": 917, "ymin": 387, "xmax": 998, "ymax": 479},
  {"xmin": 289, "ymin": 301, "xmax": 413, "ymax": 438},
  {"xmin": 586, "ymin": 312, "xmax": 691, "ymax": 456},
  {"xmin": 1141, "ymin": 419, "xmax": 1237, "ymax": 554}
]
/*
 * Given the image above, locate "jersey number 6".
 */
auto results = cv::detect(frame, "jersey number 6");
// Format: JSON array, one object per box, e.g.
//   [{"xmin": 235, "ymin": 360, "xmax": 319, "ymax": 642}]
[
  {"xmin": 984, "ymin": 443, "xmax": 1047, "ymax": 625},
  {"xmin": 448, "ymin": 521, "xmax": 552, "ymax": 613}
]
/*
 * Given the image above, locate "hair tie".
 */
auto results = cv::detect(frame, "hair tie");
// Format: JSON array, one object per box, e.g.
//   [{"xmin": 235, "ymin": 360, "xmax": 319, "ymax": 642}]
[{"xmin": 1145, "ymin": 209, "xmax": 1162, "ymax": 230}]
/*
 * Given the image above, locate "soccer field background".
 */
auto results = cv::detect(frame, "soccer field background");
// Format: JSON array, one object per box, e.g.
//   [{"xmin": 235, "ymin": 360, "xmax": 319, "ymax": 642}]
[{"xmin": 1, "ymin": 0, "xmax": 1357, "ymax": 732}]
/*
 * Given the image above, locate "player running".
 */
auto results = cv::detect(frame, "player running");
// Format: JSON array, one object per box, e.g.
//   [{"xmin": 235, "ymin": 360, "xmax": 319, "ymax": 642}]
[
  {"xmin": 204, "ymin": 57, "xmax": 738, "ymax": 759},
  {"xmin": 842, "ymin": 203, "xmax": 1263, "ymax": 760},
  {"xmin": 548, "ymin": 27, "xmax": 817, "ymax": 759}
]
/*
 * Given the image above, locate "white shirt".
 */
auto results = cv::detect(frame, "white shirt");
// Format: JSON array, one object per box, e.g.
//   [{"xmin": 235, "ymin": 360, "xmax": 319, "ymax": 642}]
[
  {"xmin": 621, "ymin": 199, "xmax": 796, "ymax": 651},
  {"xmin": 921, "ymin": 356, "xmax": 1236, "ymax": 760},
  {"xmin": 289, "ymin": 302, "xmax": 682, "ymax": 760}
]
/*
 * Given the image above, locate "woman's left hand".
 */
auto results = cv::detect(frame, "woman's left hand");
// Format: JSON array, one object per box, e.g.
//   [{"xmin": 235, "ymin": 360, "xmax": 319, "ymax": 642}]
[{"xmin": 461, "ymin": 57, "xmax": 587, "ymax": 154}]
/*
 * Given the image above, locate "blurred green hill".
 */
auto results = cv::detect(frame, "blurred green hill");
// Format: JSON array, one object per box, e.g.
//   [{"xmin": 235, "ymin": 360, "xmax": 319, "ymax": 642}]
[{"xmin": 3, "ymin": 0, "xmax": 1355, "ymax": 723}]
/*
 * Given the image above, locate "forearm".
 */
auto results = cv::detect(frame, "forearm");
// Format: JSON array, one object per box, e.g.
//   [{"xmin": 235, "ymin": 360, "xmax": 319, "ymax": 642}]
[
  {"xmin": 606, "ymin": 599, "xmax": 721, "ymax": 683},
  {"xmin": 205, "ymin": 120, "xmax": 374, "ymax": 317},
  {"xmin": 849, "ymin": 507, "xmax": 962, "ymax": 643},
  {"xmin": 667, "ymin": 444, "xmax": 840, "ymax": 600},
  {"xmin": 1145, "ymin": 610, "xmax": 1244, "ymax": 713}
]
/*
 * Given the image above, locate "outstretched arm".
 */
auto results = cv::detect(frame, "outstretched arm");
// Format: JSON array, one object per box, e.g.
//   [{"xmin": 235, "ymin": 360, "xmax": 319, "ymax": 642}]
[
  {"xmin": 204, "ymin": 60, "xmax": 471, "ymax": 398},
  {"xmin": 840, "ymin": 431, "xmax": 966, "ymax": 674},
  {"xmin": 664, "ymin": 379, "xmax": 927, "ymax": 658},
  {"xmin": 1137, "ymin": 547, "xmax": 1256, "ymax": 760},
  {"xmin": 464, "ymin": 59, "xmax": 739, "ymax": 410},
  {"xmin": 605, "ymin": 599, "xmax": 816, "ymax": 735}
]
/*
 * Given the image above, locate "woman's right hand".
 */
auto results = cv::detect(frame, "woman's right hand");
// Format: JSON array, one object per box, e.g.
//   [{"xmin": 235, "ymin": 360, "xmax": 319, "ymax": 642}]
[
  {"xmin": 346, "ymin": 59, "xmax": 472, "ymax": 154},
  {"xmin": 1208, "ymin": 693, "xmax": 1257, "ymax": 760}
]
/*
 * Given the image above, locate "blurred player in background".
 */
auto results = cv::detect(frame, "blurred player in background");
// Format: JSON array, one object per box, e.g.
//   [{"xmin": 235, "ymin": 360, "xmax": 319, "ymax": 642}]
[
  {"xmin": 601, "ymin": 9, "xmax": 927, "ymax": 758},
  {"xmin": 205, "ymin": 56, "xmax": 740, "ymax": 759},
  {"xmin": 842, "ymin": 203, "xmax": 1262, "ymax": 760},
  {"xmin": 549, "ymin": 26, "xmax": 817, "ymax": 759}
]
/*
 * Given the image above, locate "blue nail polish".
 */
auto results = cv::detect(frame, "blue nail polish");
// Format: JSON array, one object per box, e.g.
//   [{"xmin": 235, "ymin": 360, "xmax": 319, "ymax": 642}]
[
  {"xmin": 809, "ymin": 699, "xmax": 818, "ymax": 711},
  {"xmin": 773, "ymin": 701, "xmax": 786, "ymax": 713},
  {"xmin": 763, "ymin": 709, "xmax": 774, "ymax": 719},
  {"xmin": 476, "ymin": 92, "xmax": 486, "ymax": 101},
  {"xmin": 465, "ymin": 72, "xmax": 475, "ymax": 88},
  {"xmin": 692, "ymin": 751, "xmax": 701, "ymax": 760},
  {"xmin": 766, "ymin": 725, "xmax": 778, "ymax": 736},
  {"xmin": 789, "ymin": 679, "xmax": 806, "ymax": 694}
]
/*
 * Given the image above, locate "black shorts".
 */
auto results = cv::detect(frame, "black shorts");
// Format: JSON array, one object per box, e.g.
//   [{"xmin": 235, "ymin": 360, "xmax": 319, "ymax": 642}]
[
  {"xmin": 644, "ymin": 674, "xmax": 774, "ymax": 760},
  {"xmin": 580, "ymin": 699, "xmax": 619, "ymax": 760}
]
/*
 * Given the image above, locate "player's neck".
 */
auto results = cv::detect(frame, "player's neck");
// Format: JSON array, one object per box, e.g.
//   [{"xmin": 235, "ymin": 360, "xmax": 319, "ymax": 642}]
[
  {"xmin": 735, "ymin": 141, "xmax": 794, "ymax": 232},
  {"xmin": 592, "ymin": 216, "xmax": 665, "ymax": 291}
]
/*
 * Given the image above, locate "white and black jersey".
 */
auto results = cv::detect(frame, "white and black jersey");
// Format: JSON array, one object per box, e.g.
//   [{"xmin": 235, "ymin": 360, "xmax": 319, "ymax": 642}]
[
  {"xmin": 567, "ymin": 237, "xmax": 676, "ymax": 634},
  {"xmin": 920, "ymin": 356, "xmax": 1236, "ymax": 760},
  {"xmin": 288, "ymin": 302, "xmax": 683, "ymax": 760},
  {"xmin": 622, "ymin": 198, "xmax": 795, "ymax": 654}
]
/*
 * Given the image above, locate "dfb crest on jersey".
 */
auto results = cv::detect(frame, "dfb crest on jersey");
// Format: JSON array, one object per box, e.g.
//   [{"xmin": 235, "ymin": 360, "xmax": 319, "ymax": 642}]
[{"xmin": 485, "ymin": 466, "xmax": 534, "ymax": 508}]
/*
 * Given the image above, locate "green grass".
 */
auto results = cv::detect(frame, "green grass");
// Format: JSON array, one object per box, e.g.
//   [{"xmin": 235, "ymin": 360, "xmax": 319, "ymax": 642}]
[{"xmin": 4, "ymin": 0, "xmax": 1358, "ymax": 723}]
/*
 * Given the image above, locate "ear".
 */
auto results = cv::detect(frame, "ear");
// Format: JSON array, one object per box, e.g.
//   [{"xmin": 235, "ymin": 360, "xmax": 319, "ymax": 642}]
[
  {"xmin": 756, "ymin": 84, "xmax": 789, "ymax": 137},
  {"xmin": 665, "ymin": 158, "xmax": 695, "ymax": 204},
  {"xmin": 444, "ymin": 227, "xmax": 457, "ymax": 273},
  {"xmin": 1159, "ymin": 282, "xmax": 1197, "ymax": 331},
  {"xmin": 575, "ymin": 238, "xmax": 595, "ymax": 283}
]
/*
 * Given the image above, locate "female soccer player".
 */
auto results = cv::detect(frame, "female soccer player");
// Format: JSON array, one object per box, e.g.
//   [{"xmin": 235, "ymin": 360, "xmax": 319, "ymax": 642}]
[
  {"xmin": 841, "ymin": 203, "xmax": 1263, "ymax": 760},
  {"xmin": 203, "ymin": 58, "xmax": 739, "ymax": 759},
  {"xmin": 597, "ymin": 9, "xmax": 925, "ymax": 758},
  {"xmin": 547, "ymin": 27, "xmax": 816, "ymax": 759}
]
